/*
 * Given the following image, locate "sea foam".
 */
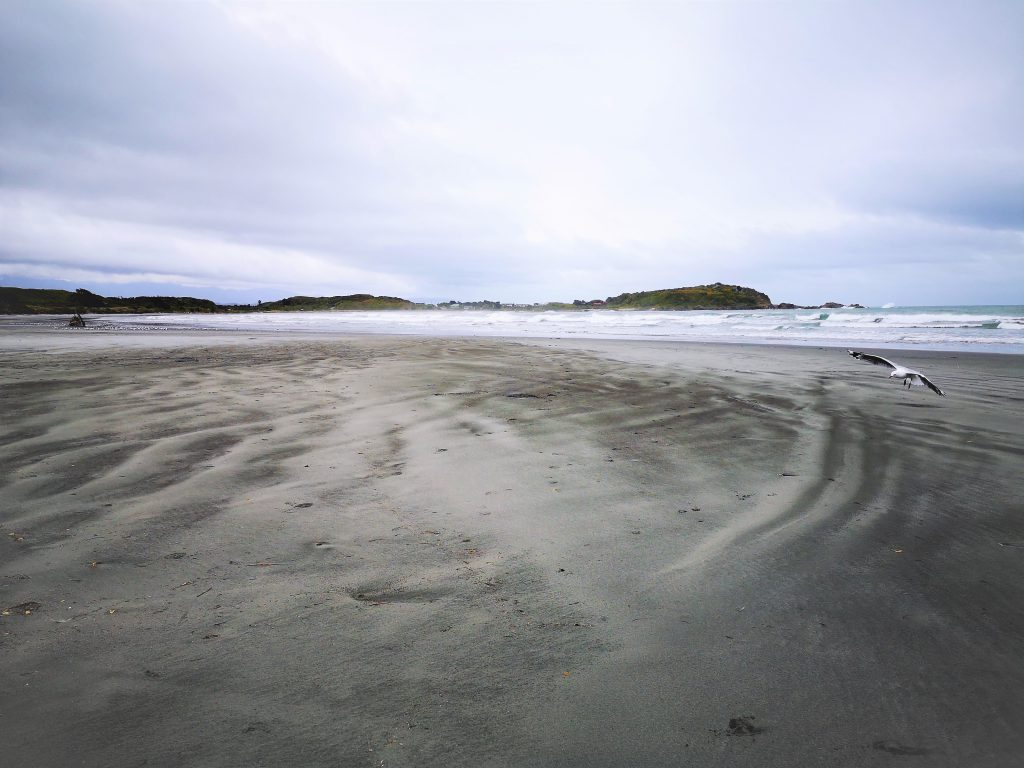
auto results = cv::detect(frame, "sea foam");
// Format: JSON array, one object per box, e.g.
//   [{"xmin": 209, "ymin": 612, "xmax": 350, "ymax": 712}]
[{"xmin": 90, "ymin": 305, "xmax": 1024, "ymax": 353}]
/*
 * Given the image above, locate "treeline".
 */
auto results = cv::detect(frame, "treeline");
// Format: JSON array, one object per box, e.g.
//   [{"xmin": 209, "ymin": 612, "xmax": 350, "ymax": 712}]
[
  {"xmin": 1, "ymin": 283, "xmax": 860, "ymax": 315},
  {"xmin": 0, "ymin": 287, "xmax": 418, "ymax": 314},
  {"xmin": 255, "ymin": 294, "xmax": 417, "ymax": 311},
  {"xmin": 0, "ymin": 287, "xmax": 220, "ymax": 314}
]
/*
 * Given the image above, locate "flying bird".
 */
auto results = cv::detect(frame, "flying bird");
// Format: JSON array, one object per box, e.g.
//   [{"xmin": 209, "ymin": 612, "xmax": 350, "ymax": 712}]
[{"xmin": 847, "ymin": 350, "xmax": 945, "ymax": 395}]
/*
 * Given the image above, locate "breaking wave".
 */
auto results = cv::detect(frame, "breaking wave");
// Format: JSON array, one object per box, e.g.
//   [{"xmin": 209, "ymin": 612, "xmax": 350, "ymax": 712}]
[{"xmin": 90, "ymin": 305, "xmax": 1024, "ymax": 353}]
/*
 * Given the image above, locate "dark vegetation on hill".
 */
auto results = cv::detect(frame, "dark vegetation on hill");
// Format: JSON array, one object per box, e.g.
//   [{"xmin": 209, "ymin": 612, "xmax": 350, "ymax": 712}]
[
  {"xmin": 603, "ymin": 283, "xmax": 773, "ymax": 310},
  {"xmin": 0, "ymin": 287, "xmax": 219, "ymax": 314},
  {"xmin": 0, "ymin": 284, "xmax": 861, "ymax": 314},
  {"xmin": 255, "ymin": 294, "xmax": 417, "ymax": 311},
  {"xmin": 0, "ymin": 288, "xmax": 418, "ymax": 314}
]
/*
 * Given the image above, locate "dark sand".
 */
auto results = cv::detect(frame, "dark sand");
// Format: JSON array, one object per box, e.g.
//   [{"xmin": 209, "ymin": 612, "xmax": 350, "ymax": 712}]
[{"xmin": 2, "ymin": 326, "xmax": 1023, "ymax": 767}]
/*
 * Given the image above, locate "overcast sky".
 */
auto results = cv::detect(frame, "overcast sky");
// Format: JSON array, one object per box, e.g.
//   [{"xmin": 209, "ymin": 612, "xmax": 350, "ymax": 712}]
[{"xmin": 2, "ymin": 1, "xmax": 1022, "ymax": 306}]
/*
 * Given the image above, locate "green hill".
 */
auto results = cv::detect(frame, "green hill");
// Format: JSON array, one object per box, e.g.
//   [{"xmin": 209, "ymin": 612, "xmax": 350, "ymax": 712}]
[
  {"xmin": 0, "ymin": 287, "xmax": 421, "ymax": 314},
  {"xmin": 604, "ymin": 283, "xmax": 772, "ymax": 310},
  {"xmin": 0, "ymin": 287, "xmax": 220, "ymax": 314},
  {"xmin": 0, "ymin": 284, "xmax": 777, "ymax": 315},
  {"xmin": 256, "ymin": 294, "xmax": 417, "ymax": 311}
]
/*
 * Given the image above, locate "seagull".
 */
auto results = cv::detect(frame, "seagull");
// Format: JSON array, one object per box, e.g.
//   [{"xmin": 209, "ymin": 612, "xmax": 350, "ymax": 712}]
[{"xmin": 847, "ymin": 350, "xmax": 945, "ymax": 395}]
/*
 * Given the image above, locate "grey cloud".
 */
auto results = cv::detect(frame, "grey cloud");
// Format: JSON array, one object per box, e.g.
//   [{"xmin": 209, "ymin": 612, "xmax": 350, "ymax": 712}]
[
  {"xmin": 1, "ymin": 0, "xmax": 1022, "ymax": 304},
  {"xmin": 0, "ymin": 2, "xmax": 485, "ymax": 272},
  {"xmin": 838, "ymin": 161, "xmax": 1024, "ymax": 232}
]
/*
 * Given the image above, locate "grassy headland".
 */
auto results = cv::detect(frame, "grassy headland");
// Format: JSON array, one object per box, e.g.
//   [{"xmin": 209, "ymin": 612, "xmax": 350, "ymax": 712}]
[
  {"xmin": 0, "ymin": 288, "xmax": 418, "ymax": 314},
  {"xmin": 1, "ymin": 283, "xmax": 859, "ymax": 314},
  {"xmin": 0, "ymin": 287, "xmax": 220, "ymax": 314},
  {"xmin": 255, "ymin": 294, "xmax": 418, "ymax": 311},
  {"xmin": 603, "ymin": 283, "xmax": 773, "ymax": 310}
]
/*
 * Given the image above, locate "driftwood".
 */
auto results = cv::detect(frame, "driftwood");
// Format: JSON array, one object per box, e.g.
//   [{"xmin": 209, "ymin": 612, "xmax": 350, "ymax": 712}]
[{"xmin": 69, "ymin": 313, "xmax": 86, "ymax": 328}]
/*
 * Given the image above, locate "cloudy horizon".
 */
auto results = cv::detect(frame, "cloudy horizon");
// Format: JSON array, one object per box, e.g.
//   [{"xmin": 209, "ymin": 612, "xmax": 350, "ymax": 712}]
[{"xmin": 2, "ymin": 0, "xmax": 1022, "ymax": 307}]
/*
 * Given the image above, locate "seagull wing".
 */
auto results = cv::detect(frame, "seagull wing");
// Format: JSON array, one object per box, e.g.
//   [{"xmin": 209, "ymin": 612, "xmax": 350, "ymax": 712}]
[
  {"xmin": 848, "ymin": 350, "xmax": 898, "ymax": 370},
  {"xmin": 916, "ymin": 373, "xmax": 945, "ymax": 396}
]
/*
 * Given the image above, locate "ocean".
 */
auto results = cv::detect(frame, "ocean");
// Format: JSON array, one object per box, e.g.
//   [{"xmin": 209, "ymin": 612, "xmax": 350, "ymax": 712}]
[{"xmin": 76, "ymin": 305, "xmax": 1024, "ymax": 353}]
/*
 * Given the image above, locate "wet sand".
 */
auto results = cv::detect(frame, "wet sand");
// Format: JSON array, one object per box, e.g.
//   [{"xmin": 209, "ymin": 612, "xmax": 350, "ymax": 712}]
[{"xmin": 2, "ymin": 326, "xmax": 1023, "ymax": 767}]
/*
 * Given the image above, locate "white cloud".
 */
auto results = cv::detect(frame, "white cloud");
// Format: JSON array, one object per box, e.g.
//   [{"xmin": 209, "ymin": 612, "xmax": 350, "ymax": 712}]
[
  {"xmin": 1, "ymin": 193, "xmax": 414, "ymax": 295},
  {"xmin": 1, "ymin": 0, "xmax": 1021, "ymax": 304}
]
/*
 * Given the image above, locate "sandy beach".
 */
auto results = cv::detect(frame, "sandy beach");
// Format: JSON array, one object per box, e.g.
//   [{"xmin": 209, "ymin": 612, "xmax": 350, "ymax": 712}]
[{"xmin": 2, "ymin": 326, "xmax": 1023, "ymax": 767}]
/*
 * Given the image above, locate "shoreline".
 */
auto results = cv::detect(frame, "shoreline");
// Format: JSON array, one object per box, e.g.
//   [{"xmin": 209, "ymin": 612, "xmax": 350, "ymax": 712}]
[
  {"xmin": 3, "ymin": 314, "xmax": 1024, "ymax": 357},
  {"xmin": 2, "ymin": 331, "xmax": 1023, "ymax": 766}
]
